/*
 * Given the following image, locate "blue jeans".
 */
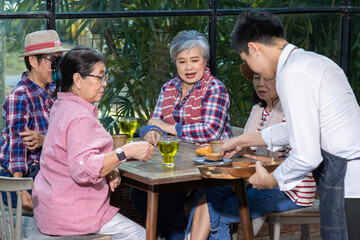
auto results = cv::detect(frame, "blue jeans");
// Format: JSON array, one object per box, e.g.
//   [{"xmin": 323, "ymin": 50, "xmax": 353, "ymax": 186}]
[
  {"xmin": 186, "ymin": 186, "xmax": 301, "ymax": 240},
  {"xmin": 0, "ymin": 164, "xmax": 39, "ymax": 208},
  {"xmin": 130, "ymin": 187, "xmax": 187, "ymax": 240},
  {"xmin": 312, "ymin": 149, "xmax": 350, "ymax": 240}
]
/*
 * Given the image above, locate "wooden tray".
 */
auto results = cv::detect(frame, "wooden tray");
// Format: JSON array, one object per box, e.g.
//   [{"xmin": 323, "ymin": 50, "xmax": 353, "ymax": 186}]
[{"xmin": 198, "ymin": 161, "xmax": 280, "ymax": 179}]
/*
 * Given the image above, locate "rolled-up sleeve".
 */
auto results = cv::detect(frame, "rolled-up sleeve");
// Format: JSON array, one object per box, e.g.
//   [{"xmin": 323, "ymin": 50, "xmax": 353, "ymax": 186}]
[
  {"xmin": 261, "ymin": 122, "xmax": 289, "ymax": 152},
  {"xmin": 66, "ymin": 117, "xmax": 104, "ymax": 185}
]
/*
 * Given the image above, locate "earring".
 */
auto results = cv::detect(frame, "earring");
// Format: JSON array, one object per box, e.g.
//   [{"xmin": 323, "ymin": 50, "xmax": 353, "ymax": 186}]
[{"xmin": 256, "ymin": 55, "xmax": 260, "ymax": 59}]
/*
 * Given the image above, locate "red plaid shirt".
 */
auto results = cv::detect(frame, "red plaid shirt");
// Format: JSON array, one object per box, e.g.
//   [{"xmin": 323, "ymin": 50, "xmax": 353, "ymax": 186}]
[
  {"xmin": 0, "ymin": 72, "xmax": 56, "ymax": 174},
  {"xmin": 145, "ymin": 75, "xmax": 232, "ymax": 144}
]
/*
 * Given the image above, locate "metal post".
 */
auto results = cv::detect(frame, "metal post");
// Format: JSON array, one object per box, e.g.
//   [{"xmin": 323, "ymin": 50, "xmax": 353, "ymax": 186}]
[
  {"xmin": 47, "ymin": 0, "xmax": 56, "ymax": 30},
  {"xmin": 208, "ymin": 0, "xmax": 217, "ymax": 75},
  {"xmin": 0, "ymin": 0, "xmax": 5, "ymax": 129},
  {"xmin": 340, "ymin": 0, "xmax": 351, "ymax": 78}
]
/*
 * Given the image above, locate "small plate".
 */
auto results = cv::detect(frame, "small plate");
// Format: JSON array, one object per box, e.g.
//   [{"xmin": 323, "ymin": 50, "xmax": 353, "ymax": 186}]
[{"xmin": 192, "ymin": 157, "xmax": 232, "ymax": 165}]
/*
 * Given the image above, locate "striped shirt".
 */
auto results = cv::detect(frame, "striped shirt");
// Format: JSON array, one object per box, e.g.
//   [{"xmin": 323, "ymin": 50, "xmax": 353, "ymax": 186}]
[
  {"xmin": 149, "ymin": 75, "xmax": 232, "ymax": 144},
  {"xmin": 0, "ymin": 72, "xmax": 56, "ymax": 174},
  {"xmin": 252, "ymin": 106, "xmax": 316, "ymax": 206}
]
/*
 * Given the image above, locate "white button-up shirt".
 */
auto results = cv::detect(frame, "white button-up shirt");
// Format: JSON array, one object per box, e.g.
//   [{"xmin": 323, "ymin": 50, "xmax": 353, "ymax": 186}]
[{"xmin": 261, "ymin": 44, "xmax": 360, "ymax": 198}]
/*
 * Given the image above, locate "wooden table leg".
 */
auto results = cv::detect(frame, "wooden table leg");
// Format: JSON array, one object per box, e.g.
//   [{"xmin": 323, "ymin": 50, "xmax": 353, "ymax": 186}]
[
  {"xmin": 234, "ymin": 179, "xmax": 253, "ymax": 240},
  {"xmin": 146, "ymin": 186, "xmax": 159, "ymax": 240}
]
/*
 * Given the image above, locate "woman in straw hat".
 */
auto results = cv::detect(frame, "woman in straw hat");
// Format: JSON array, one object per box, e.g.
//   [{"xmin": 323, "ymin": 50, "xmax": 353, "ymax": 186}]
[
  {"xmin": 186, "ymin": 63, "xmax": 316, "ymax": 240},
  {"xmin": 0, "ymin": 30, "xmax": 69, "ymax": 211}
]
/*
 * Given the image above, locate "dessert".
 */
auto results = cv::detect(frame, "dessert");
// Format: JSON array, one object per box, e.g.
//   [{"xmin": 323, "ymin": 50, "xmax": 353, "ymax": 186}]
[
  {"xmin": 196, "ymin": 146, "xmax": 212, "ymax": 155},
  {"xmin": 206, "ymin": 153, "xmax": 223, "ymax": 161}
]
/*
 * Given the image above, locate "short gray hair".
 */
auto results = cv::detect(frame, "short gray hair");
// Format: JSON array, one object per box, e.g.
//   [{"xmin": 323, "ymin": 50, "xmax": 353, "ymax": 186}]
[{"xmin": 169, "ymin": 30, "xmax": 210, "ymax": 63}]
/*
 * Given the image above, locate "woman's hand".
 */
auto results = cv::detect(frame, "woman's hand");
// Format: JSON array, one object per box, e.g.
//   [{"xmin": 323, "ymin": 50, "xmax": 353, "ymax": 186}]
[
  {"xmin": 248, "ymin": 161, "xmax": 278, "ymax": 190},
  {"xmin": 122, "ymin": 141, "xmax": 155, "ymax": 162},
  {"xmin": 148, "ymin": 118, "xmax": 164, "ymax": 128},
  {"xmin": 19, "ymin": 126, "xmax": 45, "ymax": 150},
  {"xmin": 144, "ymin": 130, "xmax": 161, "ymax": 146},
  {"xmin": 148, "ymin": 118, "xmax": 177, "ymax": 135},
  {"xmin": 107, "ymin": 169, "xmax": 121, "ymax": 192}
]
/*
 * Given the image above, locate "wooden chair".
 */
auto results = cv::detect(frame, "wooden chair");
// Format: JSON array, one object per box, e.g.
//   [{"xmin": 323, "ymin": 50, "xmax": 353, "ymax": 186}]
[
  {"xmin": 0, "ymin": 176, "xmax": 34, "ymax": 240},
  {"xmin": 267, "ymin": 199, "xmax": 320, "ymax": 240},
  {"xmin": 0, "ymin": 176, "xmax": 111, "ymax": 240}
]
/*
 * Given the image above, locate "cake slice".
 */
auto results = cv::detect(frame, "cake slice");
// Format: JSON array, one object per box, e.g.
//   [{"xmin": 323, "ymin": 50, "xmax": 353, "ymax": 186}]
[{"xmin": 206, "ymin": 153, "xmax": 223, "ymax": 161}]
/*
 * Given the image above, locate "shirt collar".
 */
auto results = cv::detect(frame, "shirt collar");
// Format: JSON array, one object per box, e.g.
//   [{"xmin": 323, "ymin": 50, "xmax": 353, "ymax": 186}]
[
  {"xmin": 57, "ymin": 92, "xmax": 98, "ymax": 117},
  {"xmin": 22, "ymin": 71, "xmax": 55, "ymax": 100},
  {"xmin": 277, "ymin": 43, "xmax": 297, "ymax": 76},
  {"xmin": 174, "ymin": 75, "xmax": 203, "ymax": 93}
]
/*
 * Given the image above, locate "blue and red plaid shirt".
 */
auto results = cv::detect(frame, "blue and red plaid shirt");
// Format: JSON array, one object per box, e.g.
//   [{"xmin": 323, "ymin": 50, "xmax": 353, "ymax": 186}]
[
  {"xmin": 0, "ymin": 72, "xmax": 56, "ymax": 174},
  {"xmin": 140, "ymin": 76, "xmax": 232, "ymax": 144}
]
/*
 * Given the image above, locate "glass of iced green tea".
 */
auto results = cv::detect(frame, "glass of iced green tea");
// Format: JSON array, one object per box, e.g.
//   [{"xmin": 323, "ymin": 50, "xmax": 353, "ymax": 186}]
[
  {"xmin": 119, "ymin": 117, "xmax": 138, "ymax": 142},
  {"xmin": 158, "ymin": 136, "xmax": 179, "ymax": 168}
]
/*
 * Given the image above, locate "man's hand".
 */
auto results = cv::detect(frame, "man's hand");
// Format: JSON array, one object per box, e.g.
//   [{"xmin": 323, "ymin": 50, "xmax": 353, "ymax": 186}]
[
  {"xmin": 19, "ymin": 126, "xmax": 45, "ymax": 150},
  {"xmin": 248, "ymin": 161, "xmax": 278, "ymax": 190},
  {"xmin": 21, "ymin": 191, "xmax": 33, "ymax": 212},
  {"xmin": 221, "ymin": 132, "xmax": 266, "ymax": 159},
  {"xmin": 144, "ymin": 130, "xmax": 161, "ymax": 146},
  {"xmin": 220, "ymin": 136, "xmax": 244, "ymax": 159}
]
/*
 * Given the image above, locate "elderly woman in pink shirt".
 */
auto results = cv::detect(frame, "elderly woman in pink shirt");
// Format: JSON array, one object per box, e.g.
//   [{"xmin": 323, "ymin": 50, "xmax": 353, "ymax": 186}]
[{"xmin": 33, "ymin": 46, "xmax": 154, "ymax": 239}]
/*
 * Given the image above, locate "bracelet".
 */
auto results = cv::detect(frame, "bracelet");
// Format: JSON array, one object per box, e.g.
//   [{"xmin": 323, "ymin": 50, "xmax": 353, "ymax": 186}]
[{"xmin": 116, "ymin": 147, "xmax": 127, "ymax": 163}]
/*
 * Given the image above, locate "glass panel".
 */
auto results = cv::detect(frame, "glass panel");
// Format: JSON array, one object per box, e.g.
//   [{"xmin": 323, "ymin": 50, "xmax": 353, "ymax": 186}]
[
  {"xmin": 56, "ymin": 16, "xmax": 208, "ymax": 132},
  {"xmin": 0, "ymin": 19, "xmax": 47, "ymax": 128},
  {"xmin": 350, "ymin": 14, "xmax": 360, "ymax": 102},
  {"xmin": 1, "ymin": 0, "xmax": 46, "ymax": 13},
  {"xmin": 216, "ymin": 13, "xmax": 341, "ymax": 127},
  {"xmin": 56, "ymin": 0, "xmax": 208, "ymax": 12},
  {"xmin": 219, "ymin": 0, "xmax": 342, "ymax": 9},
  {"xmin": 353, "ymin": 0, "xmax": 360, "ymax": 6}
]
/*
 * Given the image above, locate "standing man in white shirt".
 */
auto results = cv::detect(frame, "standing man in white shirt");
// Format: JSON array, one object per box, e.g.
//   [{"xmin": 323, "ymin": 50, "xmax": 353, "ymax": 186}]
[{"xmin": 221, "ymin": 9, "xmax": 360, "ymax": 240}]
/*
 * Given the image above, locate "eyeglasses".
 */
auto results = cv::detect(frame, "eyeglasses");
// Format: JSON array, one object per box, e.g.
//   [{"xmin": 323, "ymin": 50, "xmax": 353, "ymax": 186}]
[
  {"xmin": 83, "ymin": 74, "xmax": 109, "ymax": 85},
  {"xmin": 42, "ymin": 55, "xmax": 61, "ymax": 63},
  {"xmin": 41, "ymin": 55, "xmax": 62, "ymax": 70},
  {"xmin": 42, "ymin": 56, "xmax": 52, "ymax": 62}
]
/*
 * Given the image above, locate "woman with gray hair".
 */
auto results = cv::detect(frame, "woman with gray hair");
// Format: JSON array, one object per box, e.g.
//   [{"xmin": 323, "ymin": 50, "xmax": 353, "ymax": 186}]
[
  {"xmin": 139, "ymin": 30, "xmax": 231, "ymax": 145},
  {"xmin": 133, "ymin": 30, "xmax": 232, "ymax": 240}
]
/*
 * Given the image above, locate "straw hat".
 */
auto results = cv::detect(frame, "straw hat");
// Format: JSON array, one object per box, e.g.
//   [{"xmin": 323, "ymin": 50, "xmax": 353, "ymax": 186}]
[
  {"xmin": 240, "ymin": 62, "xmax": 254, "ymax": 81},
  {"xmin": 18, "ymin": 30, "xmax": 70, "ymax": 57}
]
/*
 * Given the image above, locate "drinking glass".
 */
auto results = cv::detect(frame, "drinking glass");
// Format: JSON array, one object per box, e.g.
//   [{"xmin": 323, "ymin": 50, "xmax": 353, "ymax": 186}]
[
  {"xmin": 119, "ymin": 117, "xmax": 138, "ymax": 142},
  {"xmin": 158, "ymin": 136, "xmax": 179, "ymax": 168},
  {"xmin": 210, "ymin": 140, "xmax": 223, "ymax": 153}
]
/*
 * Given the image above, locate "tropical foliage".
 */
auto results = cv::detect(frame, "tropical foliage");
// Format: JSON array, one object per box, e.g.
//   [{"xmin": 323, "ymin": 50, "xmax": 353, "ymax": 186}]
[{"xmin": 1, "ymin": 0, "xmax": 359, "ymax": 133}]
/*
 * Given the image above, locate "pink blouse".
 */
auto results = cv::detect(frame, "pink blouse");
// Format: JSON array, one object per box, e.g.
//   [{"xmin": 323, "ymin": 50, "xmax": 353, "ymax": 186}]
[{"xmin": 33, "ymin": 92, "xmax": 118, "ymax": 235}]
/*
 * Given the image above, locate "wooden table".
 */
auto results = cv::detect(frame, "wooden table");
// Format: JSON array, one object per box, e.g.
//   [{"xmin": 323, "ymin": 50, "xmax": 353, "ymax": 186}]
[{"xmin": 118, "ymin": 141, "xmax": 254, "ymax": 240}]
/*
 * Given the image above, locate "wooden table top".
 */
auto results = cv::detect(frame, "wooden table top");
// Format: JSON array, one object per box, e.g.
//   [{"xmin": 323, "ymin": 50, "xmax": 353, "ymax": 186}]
[
  {"xmin": 118, "ymin": 140, "xmax": 251, "ymax": 186},
  {"xmin": 118, "ymin": 141, "xmax": 201, "ymax": 185}
]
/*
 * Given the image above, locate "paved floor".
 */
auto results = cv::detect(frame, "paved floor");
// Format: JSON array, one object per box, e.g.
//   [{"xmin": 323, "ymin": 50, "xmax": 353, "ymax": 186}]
[
  {"xmin": 281, "ymin": 232, "xmax": 321, "ymax": 240},
  {"xmin": 230, "ymin": 232, "xmax": 322, "ymax": 240}
]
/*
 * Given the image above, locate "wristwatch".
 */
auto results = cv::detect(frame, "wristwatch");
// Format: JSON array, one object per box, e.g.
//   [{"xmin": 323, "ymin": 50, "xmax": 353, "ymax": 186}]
[{"xmin": 116, "ymin": 147, "xmax": 127, "ymax": 163}]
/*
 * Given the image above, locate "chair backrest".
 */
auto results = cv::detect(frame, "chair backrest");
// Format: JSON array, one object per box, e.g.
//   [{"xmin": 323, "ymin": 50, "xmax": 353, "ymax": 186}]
[
  {"xmin": 231, "ymin": 126, "xmax": 244, "ymax": 137},
  {"xmin": 0, "ymin": 177, "xmax": 34, "ymax": 240}
]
